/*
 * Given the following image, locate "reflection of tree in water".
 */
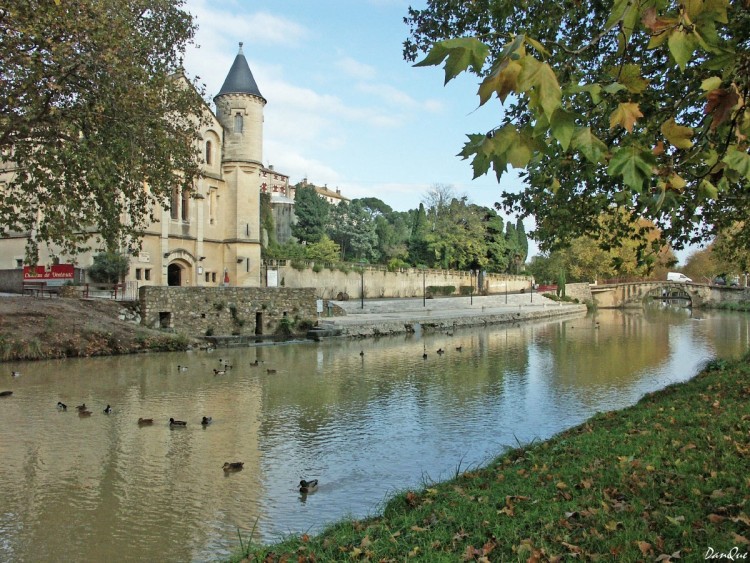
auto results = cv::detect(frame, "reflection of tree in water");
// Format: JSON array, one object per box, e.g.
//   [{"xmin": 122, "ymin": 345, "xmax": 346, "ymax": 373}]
[{"xmin": 539, "ymin": 310, "xmax": 673, "ymax": 391}]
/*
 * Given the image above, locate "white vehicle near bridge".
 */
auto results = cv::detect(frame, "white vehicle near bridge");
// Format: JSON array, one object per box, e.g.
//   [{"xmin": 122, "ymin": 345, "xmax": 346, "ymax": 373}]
[{"xmin": 667, "ymin": 272, "xmax": 692, "ymax": 283}]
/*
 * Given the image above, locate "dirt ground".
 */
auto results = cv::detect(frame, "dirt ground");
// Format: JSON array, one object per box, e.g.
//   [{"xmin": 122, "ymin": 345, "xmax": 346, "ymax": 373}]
[{"xmin": 0, "ymin": 295, "xmax": 190, "ymax": 361}]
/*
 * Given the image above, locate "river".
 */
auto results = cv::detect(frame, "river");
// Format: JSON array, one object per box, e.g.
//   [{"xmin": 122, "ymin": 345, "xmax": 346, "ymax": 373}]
[{"xmin": 0, "ymin": 306, "xmax": 748, "ymax": 562}]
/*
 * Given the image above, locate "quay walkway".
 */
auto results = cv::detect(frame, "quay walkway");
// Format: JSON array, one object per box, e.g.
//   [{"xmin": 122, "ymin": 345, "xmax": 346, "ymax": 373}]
[{"xmin": 315, "ymin": 293, "xmax": 588, "ymax": 337}]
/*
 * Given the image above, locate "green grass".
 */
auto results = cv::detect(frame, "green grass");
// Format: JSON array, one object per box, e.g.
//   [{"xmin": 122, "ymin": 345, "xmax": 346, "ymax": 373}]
[{"xmin": 230, "ymin": 352, "xmax": 750, "ymax": 562}]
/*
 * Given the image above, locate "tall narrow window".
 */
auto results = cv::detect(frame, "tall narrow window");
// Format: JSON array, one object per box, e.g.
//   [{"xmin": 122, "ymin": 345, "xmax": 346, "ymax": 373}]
[
  {"xmin": 170, "ymin": 188, "xmax": 179, "ymax": 220},
  {"xmin": 181, "ymin": 189, "xmax": 190, "ymax": 221},
  {"xmin": 207, "ymin": 188, "xmax": 216, "ymax": 225},
  {"xmin": 234, "ymin": 112, "xmax": 243, "ymax": 133},
  {"xmin": 205, "ymin": 140, "xmax": 212, "ymax": 165}
]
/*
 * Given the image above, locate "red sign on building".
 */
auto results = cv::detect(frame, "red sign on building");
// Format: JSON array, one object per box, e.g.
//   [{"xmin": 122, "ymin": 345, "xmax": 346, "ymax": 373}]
[{"xmin": 23, "ymin": 264, "xmax": 75, "ymax": 280}]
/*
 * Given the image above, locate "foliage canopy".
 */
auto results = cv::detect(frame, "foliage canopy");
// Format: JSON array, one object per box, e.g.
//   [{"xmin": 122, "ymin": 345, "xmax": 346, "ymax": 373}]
[
  {"xmin": 1, "ymin": 0, "xmax": 205, "ymax": 261},
  {"xmin": 404, "ymin": 0, "xmax": 750, "ymax": 259}
]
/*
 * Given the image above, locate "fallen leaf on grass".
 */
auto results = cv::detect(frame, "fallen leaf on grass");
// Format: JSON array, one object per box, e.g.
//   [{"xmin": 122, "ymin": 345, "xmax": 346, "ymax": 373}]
[
  {"xmin": 604, "ymin": 520, "xmax": 624, "ymax": 532},
  {"xmin": 636, "ymin": 541, "xmax": 653, "ymax": 556},
  {"xmin": 666, "ymin": 515, "xmax": 685, "ymax": 525},
  {"xmin": 733, "ymin": 533, "xmax": 750, "ymax": 545}
]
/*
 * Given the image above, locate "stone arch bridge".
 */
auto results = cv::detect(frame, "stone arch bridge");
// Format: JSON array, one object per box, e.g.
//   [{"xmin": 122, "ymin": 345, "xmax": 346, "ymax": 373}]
[{"xmin": 590, "ymin": 281, "xmax": 746, "ymax": 308}]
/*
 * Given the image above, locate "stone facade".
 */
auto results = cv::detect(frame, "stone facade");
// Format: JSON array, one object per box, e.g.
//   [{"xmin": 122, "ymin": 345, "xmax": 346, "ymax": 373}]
[
  {"xmin": 0, "ymin": 45, "xmax": 280, "ymax": 290},
  {"xmin": 139, "ymin": 286, "xmax": 318, "ymax": 337}
]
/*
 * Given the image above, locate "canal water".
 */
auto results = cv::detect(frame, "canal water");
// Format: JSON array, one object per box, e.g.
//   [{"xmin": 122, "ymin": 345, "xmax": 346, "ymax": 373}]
[{"xmin": 1, "ymin": 307, "xmax": 748, "ymax": 562}]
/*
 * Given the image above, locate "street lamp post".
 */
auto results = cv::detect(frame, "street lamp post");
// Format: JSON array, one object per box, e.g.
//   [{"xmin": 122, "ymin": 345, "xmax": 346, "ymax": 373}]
[
  {"xmin": 360, "ymin": 262, "xmax": 365, "ymax": 310},
  {"xmin": 470, "ymin": 270, "xmax": 474, "ymax": 305},
  {"xmin": 422, "ymin": 267, "xmax": 426, "ymax": 307}
]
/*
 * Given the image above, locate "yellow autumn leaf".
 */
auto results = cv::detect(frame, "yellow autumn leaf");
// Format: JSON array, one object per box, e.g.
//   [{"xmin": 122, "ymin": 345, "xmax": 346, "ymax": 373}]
[
  {"xmin": 610, "ymin": 102, "xmax": 643, "ymax": 132},
  {"xmin": 478, "ymin": 59, "xmax": 522, "ymax": 105},
  {"xmin": 702, "ymin": 76, "xmax": 722, "ymax": 92},
  {"xmin": 661, "ymin": 118, "xmax": 694, "ymax": 149}
]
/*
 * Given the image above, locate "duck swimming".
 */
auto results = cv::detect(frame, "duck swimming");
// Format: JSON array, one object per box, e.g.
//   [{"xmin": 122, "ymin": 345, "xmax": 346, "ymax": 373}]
[
  {"xmin": 299, "ymin": 479, "xmax": 318, "ymax": 493},
  {"xmin": 103, "ymin": 404, "xmax": 112, "ymax": 414},
  {"xmin": 11, "ymin": 371, "xmax": 20, "ymax": 378},
  {"xmin": 266, "ymin": 368, "xmax": 277, "ymax": 374},
  {"xmin": 137, "ymin": 418, "xmax": 154, "ymax": 425},
  {"xmin": 76, "ymin": 403, "xmax": 87, "ymax": 411},
  {"xmin": 169, "ymin": 417, "xmax": 187, "ymax": 426},
  {"xmin": 57, "ymin": 401, "xmax": 67, "ymax": 410},
  {"xmin": 223, "ymin": 461, "xmax": 244, "ymax": 472},
  {"xmin": 177, "ymin": 365, "xmax": 188, "ymax": 372},
  {"xmin": 0, "ymin": 390, "xmax": 13, "ymax": 397},
  {"xmin": 213, "ymin": 369, "xmax": 226, "ymax": 376},
  {"xmin": 201, "ymin": 416, "xmax": 212, "ymax": 426}
]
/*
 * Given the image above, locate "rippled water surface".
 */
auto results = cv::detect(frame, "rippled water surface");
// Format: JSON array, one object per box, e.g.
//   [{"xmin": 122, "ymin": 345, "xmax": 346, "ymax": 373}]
[{"xmin": 1, "ymin": 307, "xmax": 748, "ymax": 562}]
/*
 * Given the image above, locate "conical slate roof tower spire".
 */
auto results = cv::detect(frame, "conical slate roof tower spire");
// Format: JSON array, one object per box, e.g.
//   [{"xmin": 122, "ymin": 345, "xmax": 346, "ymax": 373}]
[{"xmin": 217, "ymin": 42, "xmax": 265, "ymax": 101}]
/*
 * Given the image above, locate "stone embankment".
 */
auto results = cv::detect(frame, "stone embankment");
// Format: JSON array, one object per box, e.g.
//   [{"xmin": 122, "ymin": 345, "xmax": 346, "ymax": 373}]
[{"xmin": 319, "ymin": 293, "xmax": 587, "ymax": 337}]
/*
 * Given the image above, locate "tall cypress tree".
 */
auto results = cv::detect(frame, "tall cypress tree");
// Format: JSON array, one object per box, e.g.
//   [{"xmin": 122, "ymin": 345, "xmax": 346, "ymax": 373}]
[{"xmin": 516, "ymin": 218, "xmax": 528, "ymax": 265}]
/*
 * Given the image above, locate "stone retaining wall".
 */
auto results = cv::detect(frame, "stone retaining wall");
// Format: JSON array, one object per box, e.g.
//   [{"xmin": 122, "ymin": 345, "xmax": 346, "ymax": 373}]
[
  {"xmin": 268, "ymin": 264, "xmax": 531, "ymax": 299},
  {"xmin": 139, "ymin": 286, "xmax": 317, "ymax": 337},
  {"xmin": 321, "ymin": 304, "xmax": 588, "ymax": 338},
  {"xmin": 564, "ymin": 283, "xmax": 594, "ymax": 303}
]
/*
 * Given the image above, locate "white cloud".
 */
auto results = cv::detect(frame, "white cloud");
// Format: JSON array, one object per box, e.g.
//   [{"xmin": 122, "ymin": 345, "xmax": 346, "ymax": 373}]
[
  {"xmin": 187, "ymin": 1, "xmax": 308, "ymax": 47},
  {"xmin": 336, "ymin": 57, "xmax": 377, "ymax": 80}
]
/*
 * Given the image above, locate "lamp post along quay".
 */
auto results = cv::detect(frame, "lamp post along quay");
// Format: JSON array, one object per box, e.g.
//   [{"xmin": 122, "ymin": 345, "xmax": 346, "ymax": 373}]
[{"xmin": 360, "ymin": 261, "xmax": 365, "ymax": 310}]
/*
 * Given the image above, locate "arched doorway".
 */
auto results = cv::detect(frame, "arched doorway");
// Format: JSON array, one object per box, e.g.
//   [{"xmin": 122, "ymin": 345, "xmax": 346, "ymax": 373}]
[{"xmin": 167, "ymin": 263, "xmax": 182, "ymax": 286}]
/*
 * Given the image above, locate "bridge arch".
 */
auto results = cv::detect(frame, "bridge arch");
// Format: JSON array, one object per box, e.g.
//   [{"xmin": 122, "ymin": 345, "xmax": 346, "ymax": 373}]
[{"xmin": 590, "ymin": 281, "xmax": 717, "ymax": 308}]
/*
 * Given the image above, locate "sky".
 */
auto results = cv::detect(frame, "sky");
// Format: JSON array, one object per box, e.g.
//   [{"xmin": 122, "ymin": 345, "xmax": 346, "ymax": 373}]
[
  {"xmin": 182, "ymin": 3, "xmax": 529, "ymax": 224},
  {"xmin": 182, "ymin": 0, "xmax": 696, "ymax": 263}
]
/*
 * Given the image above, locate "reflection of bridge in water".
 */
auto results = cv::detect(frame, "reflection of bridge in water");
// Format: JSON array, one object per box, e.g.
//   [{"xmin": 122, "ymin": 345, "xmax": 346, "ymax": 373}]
[{"xmin": 590, "ymin": 281, "xmax": 746, "ymax": 308}]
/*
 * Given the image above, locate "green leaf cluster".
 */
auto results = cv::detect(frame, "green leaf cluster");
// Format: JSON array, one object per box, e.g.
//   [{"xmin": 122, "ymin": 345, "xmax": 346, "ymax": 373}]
[{"xmin": 406, "ymin": 0, "xmax": 750, "ymax": 257}]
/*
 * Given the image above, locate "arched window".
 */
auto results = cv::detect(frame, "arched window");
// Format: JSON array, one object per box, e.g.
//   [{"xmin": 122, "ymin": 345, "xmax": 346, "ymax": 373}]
[
  {"xmin": 205, "ymin": 140, "xmax": 212, "ymax": 165},
  {"xmin": 234, "ymin": 112, "xmax": 243, "ymax": 133}
]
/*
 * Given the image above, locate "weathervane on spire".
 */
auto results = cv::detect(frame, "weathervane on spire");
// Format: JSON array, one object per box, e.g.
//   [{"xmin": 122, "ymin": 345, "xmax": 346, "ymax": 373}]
[{"xmin": 238, "ymin": 42, "xmax": 244, "ymax": 54}]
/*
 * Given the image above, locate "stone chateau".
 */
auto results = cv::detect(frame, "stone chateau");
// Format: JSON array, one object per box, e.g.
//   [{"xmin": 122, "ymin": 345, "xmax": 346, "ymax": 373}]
[{"xmin": 0, "ymin": 44, "xmax": 300, "ymax": 288}]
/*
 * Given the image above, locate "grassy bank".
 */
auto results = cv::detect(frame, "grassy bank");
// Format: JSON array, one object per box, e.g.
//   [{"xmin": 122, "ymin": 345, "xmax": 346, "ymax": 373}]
[{"xmin": 232, "ymin": 353, "xmax": 750, "ymax": 562}]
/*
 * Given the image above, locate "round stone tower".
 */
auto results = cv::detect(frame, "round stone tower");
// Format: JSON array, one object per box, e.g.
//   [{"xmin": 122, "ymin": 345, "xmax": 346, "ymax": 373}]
[
  {"xmin": 213, "ymin": 43, "xmax": 267, "ymax": 286},
  {"xmin": 214, "ymin": 42, "xmax": 266, "ymax": 164}
]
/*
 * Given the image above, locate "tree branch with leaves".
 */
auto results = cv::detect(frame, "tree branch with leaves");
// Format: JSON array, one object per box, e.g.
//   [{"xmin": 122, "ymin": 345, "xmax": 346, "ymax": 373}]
[{"xmin": 405, "ymin": 0, "xmax": 749, "ymax": 262}]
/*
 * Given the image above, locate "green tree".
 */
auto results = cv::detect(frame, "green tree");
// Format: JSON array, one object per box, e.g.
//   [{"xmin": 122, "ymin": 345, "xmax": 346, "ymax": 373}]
[
  {"xmin": 88, "ymin": 252, "xmax": 130, "ymax": 284},
  {"xmin": 423, "ymin": 197, "xmax": 488, "ymax": 270},
  {"xmin": 405, "ymin": 0, "xmax": 750, "ymax": 259},
  {"xmin": 483, "ymin": 208, "xmax": 511, "ymax": 273},
  {"xmin": 515, "ymin": 218, "xmax": 529, "ymax": 265},
  {"xmin": 1, "ymin": 0, "xmax": 204, "ymax": 262},
  {"xmin": 408, "ymin": 203, "xmax": 431, "ymax": 265},
  {"xmin": 328, "ymin": 201, "xmax": 379, "ymax": 262},
  {"xmin": 305, "ymin": 235, "xmax": 341, "ymax": 263},
  {"xmin": 292, "ymin": 186, "xmax": 330, "ymax": 244}
]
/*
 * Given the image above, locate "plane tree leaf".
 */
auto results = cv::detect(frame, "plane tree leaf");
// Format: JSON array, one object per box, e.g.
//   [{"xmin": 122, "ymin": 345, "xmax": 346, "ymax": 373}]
[
  {"xmin": 608, "ymin": 146, "xmax": 655, "ymax": 192},
  {"xmin": 571, "ymin": 128, "xmax": 608, "ymax": 164},
  {"xmin": 661, "ymin": 118, "xmax": 694, "ymax": 150},
  {"xmin": 610, "ymin": 102, "xmax": 643, "ymax": 133},
  {"xmin": 414, "ymin": 37, "xmax": 490, "ymax": 84}
]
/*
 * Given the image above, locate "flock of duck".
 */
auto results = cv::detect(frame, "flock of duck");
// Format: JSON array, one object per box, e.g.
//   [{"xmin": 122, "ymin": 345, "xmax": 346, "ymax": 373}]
[{"xmin": 4, "ymin": 363, "xmax": 317, "ymax": 489}]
